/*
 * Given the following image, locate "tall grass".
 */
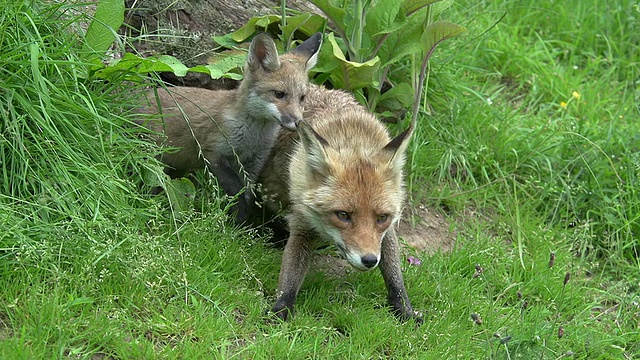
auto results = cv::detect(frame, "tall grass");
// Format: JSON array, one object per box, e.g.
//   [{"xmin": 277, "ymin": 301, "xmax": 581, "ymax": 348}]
[
  {"xmin": 0, "ymin": 1, "xmax": 167, "ymax": 351},
  {"xmin": 0, "ymin": 0, "xmax": 166, "ymax": 278},
  {"xmin": 410, "ymin": 0, "xmax": 640, "ymax": 263},
  {"xmin": 0, "ymin": 2, "xmax": 152, "ymax": 216}
]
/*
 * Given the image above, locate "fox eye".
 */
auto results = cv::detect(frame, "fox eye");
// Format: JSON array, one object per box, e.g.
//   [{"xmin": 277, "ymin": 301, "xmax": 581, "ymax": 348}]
[
  {"xmin": 300, "ymin": 94, "xmax": 306, "ymax": 103},
  {"xmin": 376, "ymin": 214, "xmax": 389, "ymax": 225},
  {"xmin": 274, "ymin": 91, "xmax": 286, "ymax": 99},
  {"xmin": 335, "ymin": 211, "xmax": 351, "ymax": 222}
]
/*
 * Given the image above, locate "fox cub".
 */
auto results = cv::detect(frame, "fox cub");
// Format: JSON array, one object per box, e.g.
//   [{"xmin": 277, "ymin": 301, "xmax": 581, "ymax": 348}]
[
  {"xmin": 139, "ymin": 33, "xmax": 322, "ymax": 224},
  {"xmin": 258, "ymin": 84, "xmax": 421, "ymax": 323}
]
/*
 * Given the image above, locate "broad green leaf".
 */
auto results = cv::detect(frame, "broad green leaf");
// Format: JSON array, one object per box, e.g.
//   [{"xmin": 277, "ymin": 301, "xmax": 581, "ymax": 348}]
[
  {"xmin": 376, "ymin": 10, "xmax": 426, "ymax": 66},
  {"xmin": 231, "ymin": 15, "xmax": 281, "ymax": 42},
  {"xmin": 82, "ymin": 0, "xmax": 124, "ymax": 61},
  {"xmin": 93, "ymin": 52, "xmax": 243, "ymax": 81},
  {"xmin": 309, "ymin": 0, "xmax": 348, "ymax": 33},
  {"xmin": 365, "ymin": 0, "xmax": 406, "ymax": 37},
  {"xmin": 328, "ymin": 32, "xmax": 349, "ymax": 63},
  {"xmin": 280, "ymin": 13, "xmax": 326, "ymax": 40},
  {"xmin": 207, "ymin": 50, "xmax": 246, "ymax": 70},
  {"xmin": 191, "ymin": 51, "xmax": 246, "ymax": 80},
  {"xmin": 421, "ymin": 21, "xmax": 467, "ymax": 59},
  {"xmin": 189, "ymin": 65, "xmax": 243, "ymax": 80},
  {"xmin": 430, "ymin": 0, "xmax": 455, "ymax": 17},
  {"xmin": 401, "ymin": 0, "xmax": 442, "ymax": 16},
  {"xmin": 153, "ymin": 55, "xmax": 189, "ymax": 76},
  {"xmin": 326, "ymin": 33, "xmax": 380, "ymax": 90},
  {"xmin": 377, "ymin": 82, "xmax": 415, "ymax": 114},
  {"xmin": 216, "ymin": 14, "xmax": 326, "ymax": 52},
  {"xmin": 92, "ymin": 53, "xmax": 171, "ymax": 80},
  {"xmin": 279, "ymin": 13, "xmax": 327, "ymax": 52},
  {"xmin": 141, "ymin": 163, "xmax": 166, "ymax": 189},
  {"xmin": 213, "ymin": 33, "xmax": 240, "ymax": 49},
  {"xmin": 376, "ymin": 0, "xmax": 460, "ymax": 64},
  {"xmin": 310, "ymin": 35, "xmax": 342, "ymax": 75}
]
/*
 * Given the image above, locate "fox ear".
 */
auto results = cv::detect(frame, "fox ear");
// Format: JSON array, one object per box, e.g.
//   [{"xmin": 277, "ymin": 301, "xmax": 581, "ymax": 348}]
[
  {"xmin": 382, "ymin": 125, "xmax": 414, "ymax": 172},
  {"xmin": 291, "ymin": 32, "xmax": 323, "ymax": 72},
  {"xmin": 298, "ymin": 121, "xmax": 331, "ymax": 174},
  {"xmin": 247, "ymin": 33, "xmax": 281, "ymax": 72}
]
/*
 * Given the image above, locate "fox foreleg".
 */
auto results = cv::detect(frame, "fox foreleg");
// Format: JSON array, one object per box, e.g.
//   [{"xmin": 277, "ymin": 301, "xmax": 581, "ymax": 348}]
[
  {"xmin": 380, "ymin": 227, "xmax": 423, "ymax": 324},
  {"xmin": 270, "ymin": 228, "xmax": 316, "ymax": 321},
  {"xmin": 208, "ymin": 159, "xmax": 253, "ymax": 225}
]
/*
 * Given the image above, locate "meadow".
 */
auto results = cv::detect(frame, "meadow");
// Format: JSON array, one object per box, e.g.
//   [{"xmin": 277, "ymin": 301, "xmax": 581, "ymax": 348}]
[{"xmin": 0, "ymin": 0, "xmax": 638, "ymax": 358}]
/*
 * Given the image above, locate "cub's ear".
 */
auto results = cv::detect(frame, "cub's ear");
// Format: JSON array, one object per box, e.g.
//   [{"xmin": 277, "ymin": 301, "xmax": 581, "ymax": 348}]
[
  {"xmin": 298, "ymin": 121, "xmax": 331, "ymax": 175},
  {"xmin": 290, "ymin": 32, "xmax": 323, "ymax": 72},
  {"xmin": 381, "ymin": 125, "xmax": 414, "ymax": 172},
  {"xmin": 247, "ymin": 33, "xmax": 281, "ymax": 72}
]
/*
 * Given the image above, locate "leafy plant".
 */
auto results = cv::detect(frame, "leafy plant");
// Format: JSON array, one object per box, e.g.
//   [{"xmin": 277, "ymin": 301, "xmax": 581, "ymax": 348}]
[
  {"xmin": 91, "ymin": 51, "xmax": 246, "ymax": 82},
  {"xmin": 84, "ymin": 0, "xmax": 465, "ymax": 131},
  {"xmin": 87, "ymin": 11, "xmax": 326, "ymax": 83},
  {"xmin": 310, "ymin": 0, "xmax": 466, "ymax": 121},
  {"xmin": 202, "ymin": 0, "xmax": 466, "ymax": 126},
  {"xmin": 212, "ymin": 13, "xmax": 327, "ymax": 52}
]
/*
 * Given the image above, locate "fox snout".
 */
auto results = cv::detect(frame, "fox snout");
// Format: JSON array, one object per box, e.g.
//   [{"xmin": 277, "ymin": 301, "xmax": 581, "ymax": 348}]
[
  {"xmin": 344, "ymin": 249, "xmax": 380, "ymax": 271},
  {"xmin": 278, "ymin": 113, "xmax": 301, "ymax": 131},
  {"xmin": 328, "ymin": 213, "xmax": 387, "ymax": 271}
]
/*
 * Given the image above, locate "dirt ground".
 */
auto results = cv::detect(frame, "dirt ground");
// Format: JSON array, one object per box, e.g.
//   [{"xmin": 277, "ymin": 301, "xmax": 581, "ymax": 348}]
[{"xmin": 122, "ymin": 0, "xmax": 322, "ymax": 65}]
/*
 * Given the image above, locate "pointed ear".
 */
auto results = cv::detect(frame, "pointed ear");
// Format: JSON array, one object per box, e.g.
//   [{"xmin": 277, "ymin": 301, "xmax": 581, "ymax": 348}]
[
  {"xmin": 381, "ymin": 125, "xmax": 414, "ymax": 171},
  {"xmin": 247, "ymin": 33, "xmax": 281, "ymax": 72},
  {"xmin": 298, "ymin": 121, "xmax": 331, "ymax": 175},
  {"xmin": 290, "ymin": 32, "xmax": 323, "ymax": 72}
]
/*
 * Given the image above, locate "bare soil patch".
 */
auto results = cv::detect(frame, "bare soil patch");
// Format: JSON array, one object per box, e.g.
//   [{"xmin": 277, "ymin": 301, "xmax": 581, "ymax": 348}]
[{"xmin": 398, "ymin": 205, "xmax": 455, "ymax": 254}]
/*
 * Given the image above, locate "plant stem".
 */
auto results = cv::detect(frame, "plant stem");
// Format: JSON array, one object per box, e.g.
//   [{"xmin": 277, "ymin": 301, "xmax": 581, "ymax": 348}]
[
  {"xmin": 352, "ymin": 0, "xmax": 364, "ymax": 61},
  {"xmin": 410, "ymin": 50, "xmax": 430, "ymax": 135},
  {"xmin": 281, "ymin": 0, "xmax": 288, "ymax": 50},
  {"xmin": 281, "ymin": 0, "xmax": 287, "ymax": 27}
]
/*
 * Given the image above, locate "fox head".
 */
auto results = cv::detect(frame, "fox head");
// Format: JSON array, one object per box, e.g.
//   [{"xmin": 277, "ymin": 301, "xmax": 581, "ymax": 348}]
[
  {"xmin": 240, "ymin": 33, "xmax": 322, "ymax": 131},
  {"xmin": 289, "ymin": 114, "xmax": 413, "ymax": 271}
]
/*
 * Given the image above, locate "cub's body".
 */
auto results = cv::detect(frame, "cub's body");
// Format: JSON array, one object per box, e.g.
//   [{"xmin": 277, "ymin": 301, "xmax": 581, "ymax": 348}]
[{"xmin": 139, "ymin": 33, "xmax": 322, "ymax": 224}]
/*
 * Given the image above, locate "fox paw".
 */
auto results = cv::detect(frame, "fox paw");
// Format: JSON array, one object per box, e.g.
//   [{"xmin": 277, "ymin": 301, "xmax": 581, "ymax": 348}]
[
  {"xmin": 265, "ymin": 304, "xmax": 294, "ymax": 323},
  {"xmin": 391, "ymin": 307, "xmax": 424, "ymax": 326}
]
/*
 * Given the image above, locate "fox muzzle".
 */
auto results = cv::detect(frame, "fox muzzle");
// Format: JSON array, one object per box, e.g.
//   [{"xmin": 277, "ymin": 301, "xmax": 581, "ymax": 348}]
[
  {"xmin": 279, "ymin": 114, "xmax": 300, "ymax": 131},
  {"xmin": 345, "ymin": 250, "xmax": 380, "ymax": 271}
]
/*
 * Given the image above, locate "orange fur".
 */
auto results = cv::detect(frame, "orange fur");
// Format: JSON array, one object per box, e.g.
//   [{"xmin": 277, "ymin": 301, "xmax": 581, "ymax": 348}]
[{"xmin": 259, "ymin": 84, "xmax": 420, "ymax": 323}]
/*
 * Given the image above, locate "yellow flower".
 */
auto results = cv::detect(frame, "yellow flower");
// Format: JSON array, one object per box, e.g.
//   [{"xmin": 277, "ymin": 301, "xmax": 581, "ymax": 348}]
[
  {"xmin": 572, "ymin": 91, "xmax": 580, "ymax": 99},
  {"xmin": 560, "ymin": 101, "xmax": 567, "ymax": 108}
]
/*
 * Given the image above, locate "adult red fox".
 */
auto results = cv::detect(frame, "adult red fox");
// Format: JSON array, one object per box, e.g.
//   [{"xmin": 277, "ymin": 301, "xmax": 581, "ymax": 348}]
[
  {"xmin": 259, "ymin": 84, "xmax": 420, "ymax": 323},
  {"xmin": 138, "ymin": 33, "xmax": 322, "ymax": 224}
]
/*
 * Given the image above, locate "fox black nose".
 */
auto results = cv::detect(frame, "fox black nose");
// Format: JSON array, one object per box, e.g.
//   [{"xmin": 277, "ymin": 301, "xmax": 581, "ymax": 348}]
[
  {"xmin": 361, "ymin": 254, "xmax": 379, "ymax": 268},
  {"xmin": 279, "ymin": 115, "xmax": 300, "ymax": 131}
]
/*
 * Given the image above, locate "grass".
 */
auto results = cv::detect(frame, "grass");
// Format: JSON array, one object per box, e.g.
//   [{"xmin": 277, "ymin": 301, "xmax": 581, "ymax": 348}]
[{"xmin": 1, "ymin": 0, "xmax": 639, "ymax": 359}]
